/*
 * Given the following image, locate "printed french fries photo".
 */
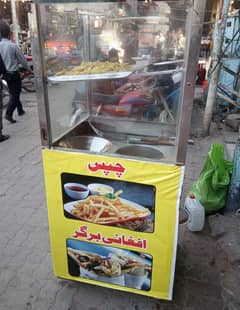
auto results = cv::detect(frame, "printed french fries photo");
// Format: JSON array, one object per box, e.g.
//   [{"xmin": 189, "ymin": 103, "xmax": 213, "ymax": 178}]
[{"xmin": 62, "ymin": 173, "xmax": 155, "ymax": 233}]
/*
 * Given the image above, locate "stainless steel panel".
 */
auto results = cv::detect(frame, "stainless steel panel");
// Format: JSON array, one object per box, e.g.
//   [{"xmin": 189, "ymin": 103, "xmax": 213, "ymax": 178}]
[
  {"xmin": 115, "ymin": 144, "xmax": 164, "ymax": 159},
  {"xmin": 48, "ymin": 71, "xmax": 132, "ymax": 82},
  {"xmin": 58, "ymin": 136, "xmax": 112, "ymax": 153}
]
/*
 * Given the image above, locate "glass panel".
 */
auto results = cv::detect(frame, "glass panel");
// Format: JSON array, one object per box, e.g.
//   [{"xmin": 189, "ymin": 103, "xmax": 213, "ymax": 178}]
[{"xmin": 37, "ymin": 1, "xmax": 192, "ymax": 163}]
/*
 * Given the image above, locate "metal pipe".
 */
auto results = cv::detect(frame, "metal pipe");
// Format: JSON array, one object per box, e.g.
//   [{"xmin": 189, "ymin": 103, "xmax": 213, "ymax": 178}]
[
  {"xmin": 30, "ymin": 4, "xmax": 52, "ymax": 147},
  {"xmin": 176, "ymin": 0, "xmax": 207, "ymax": 165}
]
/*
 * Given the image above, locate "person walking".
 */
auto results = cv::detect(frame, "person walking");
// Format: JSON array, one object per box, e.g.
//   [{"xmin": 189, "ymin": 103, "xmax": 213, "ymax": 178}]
[
  {"xmin": 0, "ymin": 22, "xmax": 32, "ymax": 123},
  {"xmin": 0, "ymin": 52, "xmax": 9, "ymax": 142}
]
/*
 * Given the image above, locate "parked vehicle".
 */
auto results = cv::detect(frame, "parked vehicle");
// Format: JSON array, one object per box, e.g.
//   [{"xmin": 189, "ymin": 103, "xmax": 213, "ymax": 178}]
[
  {"xmin": 20, "ymin": 55, "xmax": 36, "ymax": 93},
  {"xmin": 20, "ymin": 68, "xmax": 36, "ymax": 93}
]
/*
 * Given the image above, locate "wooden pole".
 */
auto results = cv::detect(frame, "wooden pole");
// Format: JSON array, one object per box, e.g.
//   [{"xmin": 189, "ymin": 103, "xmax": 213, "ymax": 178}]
[{"xmin": 203, "ymin": 0, "xmax": 231, "ymax": 136}]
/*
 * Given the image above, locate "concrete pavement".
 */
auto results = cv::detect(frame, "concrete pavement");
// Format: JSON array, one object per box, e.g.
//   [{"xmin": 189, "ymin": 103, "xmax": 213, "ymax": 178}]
[{"xmin": 0, "ymin": 92, "xmax": 237, "ymax": 309}]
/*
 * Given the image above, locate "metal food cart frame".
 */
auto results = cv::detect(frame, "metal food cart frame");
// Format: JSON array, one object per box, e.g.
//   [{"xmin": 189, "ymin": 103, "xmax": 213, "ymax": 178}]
[
  {"xmin": 31, "ymin": 0, "xmax": 206, "ymax": 166},
  {"xmin": 30, "ymin": 0, "xmax": 207, "ymax": 300}
]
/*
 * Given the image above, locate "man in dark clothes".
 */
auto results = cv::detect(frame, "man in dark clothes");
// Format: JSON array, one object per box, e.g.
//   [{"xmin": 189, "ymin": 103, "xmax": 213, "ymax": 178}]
[{"xmin": 0, "ymin": 22, "xmax": 32, "ymax": 123}]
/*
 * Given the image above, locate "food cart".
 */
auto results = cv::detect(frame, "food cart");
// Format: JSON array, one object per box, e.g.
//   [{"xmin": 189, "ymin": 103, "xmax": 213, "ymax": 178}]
[{"xmin": 31, "ymin": 0, "xmax": 206, "ymax": 300}]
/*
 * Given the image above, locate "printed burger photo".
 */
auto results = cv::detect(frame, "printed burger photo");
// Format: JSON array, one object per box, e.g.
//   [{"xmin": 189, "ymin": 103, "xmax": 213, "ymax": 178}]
[{"xmin": 67, "ymin": 239, "xmax": 152, "ymax": 291}]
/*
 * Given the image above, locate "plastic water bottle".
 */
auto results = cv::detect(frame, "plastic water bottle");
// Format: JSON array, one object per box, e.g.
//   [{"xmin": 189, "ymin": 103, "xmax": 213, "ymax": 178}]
[{"xmin": 183, "ymin": 194, "xmax": 205, "ymax": 232}]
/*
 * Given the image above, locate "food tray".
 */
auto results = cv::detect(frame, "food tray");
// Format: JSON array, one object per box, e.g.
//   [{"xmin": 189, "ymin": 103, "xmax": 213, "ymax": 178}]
[{"xmin": 48, "ymin": 71, "xmax": 132, "ymax": 82}]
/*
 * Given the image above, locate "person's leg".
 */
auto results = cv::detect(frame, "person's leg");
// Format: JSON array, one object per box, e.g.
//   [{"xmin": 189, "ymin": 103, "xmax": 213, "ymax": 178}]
[
  {"xmin": 5, "ymin": 79, "xmax": 18, "ymax": 123},
  {"xmin": 0, "ymin": 81, "xmax": 3, "ymax": 133},
  {"xmin": 0, "ymin": 81, "xmax": 9, "ymax": 141},
  {"xmin": 16, "ymin": 78, "xmax": 25, "ymax": 115}
]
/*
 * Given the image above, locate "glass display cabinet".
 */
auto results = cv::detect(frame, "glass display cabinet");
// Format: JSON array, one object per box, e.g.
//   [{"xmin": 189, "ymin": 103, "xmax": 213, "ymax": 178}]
[{"xmin": 31, "ymin": 0, "xmax": 206, "ymax": 300}]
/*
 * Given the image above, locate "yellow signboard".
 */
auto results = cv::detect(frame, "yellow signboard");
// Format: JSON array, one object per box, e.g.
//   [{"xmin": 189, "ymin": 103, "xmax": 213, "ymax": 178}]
[{"xmin": 42, "ymin": 149, "xmax": 184, "ymax": 300}]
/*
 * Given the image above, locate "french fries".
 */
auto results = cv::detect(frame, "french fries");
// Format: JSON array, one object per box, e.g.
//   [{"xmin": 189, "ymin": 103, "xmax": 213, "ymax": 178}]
[
  {"xmin": 56, "ymin": 61, "xmax": 131, "ymax": 76},
  {"xmin": 71, "ymin": 195, "xmax": 150, "ymax": 224}
]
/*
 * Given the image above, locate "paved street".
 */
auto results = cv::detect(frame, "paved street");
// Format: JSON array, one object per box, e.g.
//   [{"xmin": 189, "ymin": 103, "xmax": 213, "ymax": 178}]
[{"xmin": 0, "ymin": 91, "xmax": 229, "ymax": 309}]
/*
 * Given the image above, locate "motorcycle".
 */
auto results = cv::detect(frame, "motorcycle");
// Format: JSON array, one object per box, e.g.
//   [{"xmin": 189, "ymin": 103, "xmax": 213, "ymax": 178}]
[
  {"xmin": 20, "ymin": 55, "xmax": 36, "ymax": 93},
  {"xmin": 20, "ymin": 67, "xmax": 36, "ymax": 93}
]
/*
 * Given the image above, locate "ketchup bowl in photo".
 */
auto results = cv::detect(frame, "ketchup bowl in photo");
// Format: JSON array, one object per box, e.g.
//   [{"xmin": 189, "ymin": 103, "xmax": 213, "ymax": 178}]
[{"xmin": 64, "ymin": 183, "xmax": 89, "ymax": 200}]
